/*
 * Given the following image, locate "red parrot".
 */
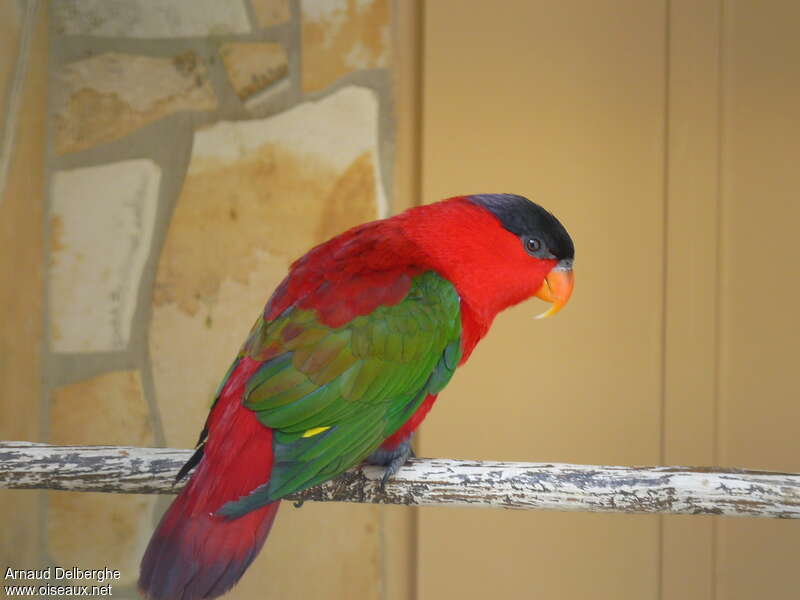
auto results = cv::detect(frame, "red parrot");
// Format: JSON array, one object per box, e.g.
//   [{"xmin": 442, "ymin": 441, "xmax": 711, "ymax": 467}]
[{"xmin": 139, "ymin": 194, "xmax": 574, "ymax": 600}]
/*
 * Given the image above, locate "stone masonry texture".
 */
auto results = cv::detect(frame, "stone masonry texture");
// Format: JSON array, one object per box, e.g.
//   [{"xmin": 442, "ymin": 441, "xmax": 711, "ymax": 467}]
[{"xmin": 39, "ymin": 1, "xmax": 396, "ymax": 598}]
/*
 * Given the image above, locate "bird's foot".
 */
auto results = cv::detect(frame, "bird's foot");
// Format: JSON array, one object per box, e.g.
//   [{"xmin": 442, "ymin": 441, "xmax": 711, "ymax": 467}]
[
  {"xmin": 293, "ymin": 499, "xmax": 305, "ymax": 509},
  {"xmin": 366, "ymin": 437, "xmax": 415, "ymax": 490}
]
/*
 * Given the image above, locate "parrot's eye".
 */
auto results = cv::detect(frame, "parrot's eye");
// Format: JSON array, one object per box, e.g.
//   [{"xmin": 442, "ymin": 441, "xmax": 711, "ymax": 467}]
[{"xmin": 524, "ymin": 237, "xmax": 542, "ymax": 255}]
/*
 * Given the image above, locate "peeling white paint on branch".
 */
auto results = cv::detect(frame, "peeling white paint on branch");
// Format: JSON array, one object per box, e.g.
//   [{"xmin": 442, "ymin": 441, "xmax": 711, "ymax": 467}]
[{"xmin": 1, "ymin": 442, "xmax": 799, "ymax": 519}]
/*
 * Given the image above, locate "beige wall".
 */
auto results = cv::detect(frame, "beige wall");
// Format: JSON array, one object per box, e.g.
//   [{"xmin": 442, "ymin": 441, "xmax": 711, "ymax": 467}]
[{"xmin": 416, "ymin": 1, "xmax": 800, "ymax": 599}]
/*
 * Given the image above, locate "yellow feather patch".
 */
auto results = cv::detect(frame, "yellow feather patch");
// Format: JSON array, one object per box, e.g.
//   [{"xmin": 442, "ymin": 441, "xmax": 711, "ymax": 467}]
[{"xmin": 301, "ymin": 426, "xmax": 331, "ymax": 438}]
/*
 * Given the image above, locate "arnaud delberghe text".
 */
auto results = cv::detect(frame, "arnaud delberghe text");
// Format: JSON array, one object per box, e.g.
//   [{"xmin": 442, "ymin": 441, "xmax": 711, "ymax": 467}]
[{"xmin": 5, "ymin": 567, "xmax": 121, "ymax": 583}]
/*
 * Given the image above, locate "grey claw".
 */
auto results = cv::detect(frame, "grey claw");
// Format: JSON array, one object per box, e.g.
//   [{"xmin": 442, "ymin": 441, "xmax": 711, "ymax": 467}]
[
  {"xmin": 379, "ymin": 443, "xmax": 413, "ymax": 491},
  {"xmin": 366, "ymin": 436, "xmax": 415, "ymax": 492},
  {"xmin": 380, "ymin": 468, "xmax": 393, "ymax": 491}
]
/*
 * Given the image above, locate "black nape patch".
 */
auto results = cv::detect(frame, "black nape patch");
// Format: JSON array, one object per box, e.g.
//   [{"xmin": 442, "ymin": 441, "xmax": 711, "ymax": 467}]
[{"xmin": 468, "ymin": 194, "xmax": 574, "ymax": 260}]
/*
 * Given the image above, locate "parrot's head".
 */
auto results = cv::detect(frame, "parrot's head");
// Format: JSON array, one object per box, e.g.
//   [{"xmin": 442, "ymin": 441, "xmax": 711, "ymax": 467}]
[
  {"xmin": 400, "ymin": 193, "xmax": 574, "ymax": 329},
  {"xmin": 467, "ymin": 193, "xmax": 574, "ymax": 319}
]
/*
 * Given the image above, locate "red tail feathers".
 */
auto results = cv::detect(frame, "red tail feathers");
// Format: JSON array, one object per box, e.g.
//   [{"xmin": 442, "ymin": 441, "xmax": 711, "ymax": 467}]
[
  {"xmin": 138, "ymin": 481, "xmax": 279, "ymax": 600},
  {"xmin": 140, "ymin": 357, "xmax": 277, "ymax": 600}
]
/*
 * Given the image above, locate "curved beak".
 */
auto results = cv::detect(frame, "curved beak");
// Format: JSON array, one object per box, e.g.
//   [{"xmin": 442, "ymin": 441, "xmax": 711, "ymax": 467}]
[{"xmin": 534, "ymin": 259, "xmax": 574, "ymax": 319}]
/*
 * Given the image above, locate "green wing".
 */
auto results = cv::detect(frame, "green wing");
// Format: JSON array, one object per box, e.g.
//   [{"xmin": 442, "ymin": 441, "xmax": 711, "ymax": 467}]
[{"xmin": 219, "ymin": 271, "xmax": 461, "ymax": 516}]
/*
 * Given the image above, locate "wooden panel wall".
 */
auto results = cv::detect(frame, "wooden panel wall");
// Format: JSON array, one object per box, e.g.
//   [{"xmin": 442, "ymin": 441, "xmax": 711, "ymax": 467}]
[
  {"xmin": 415, "ymin": 1, "xmax": 800, "ymax": 598},
  {"xmin": 715, "ymin": 2, "xmax": 800, "ymax": 598}
]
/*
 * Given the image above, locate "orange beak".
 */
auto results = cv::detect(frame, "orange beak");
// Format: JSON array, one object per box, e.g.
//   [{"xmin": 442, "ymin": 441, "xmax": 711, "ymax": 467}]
[{"xmin": 534, "ymin": 261, "xmax": 574, "ymax": 319}]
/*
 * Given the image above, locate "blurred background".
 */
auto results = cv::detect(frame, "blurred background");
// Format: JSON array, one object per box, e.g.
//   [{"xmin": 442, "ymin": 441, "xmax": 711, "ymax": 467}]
[{"xmin": 1, "ymin": 1, "xmax": 798, "ymax": 599}]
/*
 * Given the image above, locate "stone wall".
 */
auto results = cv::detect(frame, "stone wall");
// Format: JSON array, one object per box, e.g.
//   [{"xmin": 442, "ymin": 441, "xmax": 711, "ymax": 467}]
[{"xmin": 2, "ymin": 1, "xmax": 404, "ymax": 598}]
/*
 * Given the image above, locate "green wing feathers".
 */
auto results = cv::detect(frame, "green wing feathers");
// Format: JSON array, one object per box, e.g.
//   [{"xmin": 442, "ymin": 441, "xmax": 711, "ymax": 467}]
[{"xmin": 218, "ymin": 271, "xmax": 461, "ymax": 516}]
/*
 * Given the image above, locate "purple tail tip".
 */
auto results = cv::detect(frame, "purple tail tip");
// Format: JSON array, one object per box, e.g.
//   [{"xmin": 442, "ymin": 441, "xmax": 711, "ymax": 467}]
[{"xmin": 139, "ymin": 497, "xmax": 279, "ymax": 600}]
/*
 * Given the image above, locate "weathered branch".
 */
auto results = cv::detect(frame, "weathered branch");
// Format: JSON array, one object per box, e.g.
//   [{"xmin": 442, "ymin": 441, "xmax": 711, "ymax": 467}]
[{"xmin": 1, "ymin": 442, "xmax": 799, "ymax": 519}]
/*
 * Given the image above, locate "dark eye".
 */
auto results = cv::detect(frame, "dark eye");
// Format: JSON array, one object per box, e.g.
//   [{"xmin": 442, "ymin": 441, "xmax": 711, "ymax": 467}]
[{"xmin": 525, "ymin": 237, "xmax": 542, "ymax": 254}]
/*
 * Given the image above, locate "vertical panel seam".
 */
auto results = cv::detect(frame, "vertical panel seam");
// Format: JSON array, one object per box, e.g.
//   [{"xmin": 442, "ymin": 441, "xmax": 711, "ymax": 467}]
[
  {"xmin": 415, "ymin": 0, "xmax": 427, "ymax": 209},
  {"xmin": 659, "ymin": 1, "xmax": 671, "ymax": 471},
  {"xmin": 711, "ymin": 1, "xmax": 727, "ymax": 600},
  {"xmin": 658, "ymin": 2, "xmax": 671, "ymax": 599}
]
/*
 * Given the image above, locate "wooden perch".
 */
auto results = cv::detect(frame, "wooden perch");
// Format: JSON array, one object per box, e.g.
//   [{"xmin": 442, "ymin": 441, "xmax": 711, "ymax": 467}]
[{"xmin": 1, "ymin": 442, "xmax": 799, "ymax": 519}]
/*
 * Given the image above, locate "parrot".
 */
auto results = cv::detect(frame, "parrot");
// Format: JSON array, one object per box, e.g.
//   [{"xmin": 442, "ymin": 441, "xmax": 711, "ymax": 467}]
[{"xmin": 138, "ymin": 193, "xmax": 574, "ymax": 600}]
